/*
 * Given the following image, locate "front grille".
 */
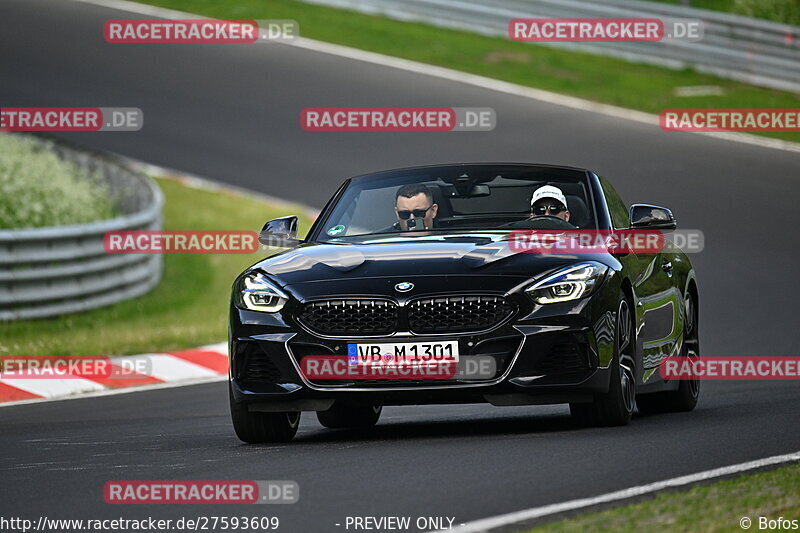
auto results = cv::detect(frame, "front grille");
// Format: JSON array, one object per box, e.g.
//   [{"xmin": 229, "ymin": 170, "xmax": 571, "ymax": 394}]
[
  {"xmin": 298, "ymin": 299, "xmax": 398, "ymax": 336},
  {"xmin": 408, "ymin": 296, "xmax": 513, "ymax": 334},
  {"xmin": 298, "ymin": 295, "xmax": 513, "ymax": 336}
]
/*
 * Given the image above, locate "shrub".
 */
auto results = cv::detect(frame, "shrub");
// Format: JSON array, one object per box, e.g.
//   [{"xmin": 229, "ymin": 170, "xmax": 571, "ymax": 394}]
[
  {"xmin": 732, "ymin": 0, "xmax": 800, "ymax": 25},
  {"xmin": 0, "ymin": 134, "xmax": 117, "ymax": 229}
]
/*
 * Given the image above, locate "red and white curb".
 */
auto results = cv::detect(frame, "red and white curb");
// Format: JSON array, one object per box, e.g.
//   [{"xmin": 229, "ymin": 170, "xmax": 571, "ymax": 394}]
[{"xmin": 0, "ymin": 342, "xmax": 228, "ymax": 406}]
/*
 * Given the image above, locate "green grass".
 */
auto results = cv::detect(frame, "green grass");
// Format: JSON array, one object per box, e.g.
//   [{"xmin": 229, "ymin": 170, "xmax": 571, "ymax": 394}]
[
  {"xmin": 136, "ymin": 0, "xmax": 800, "ymax": 142},
  {"xmin": 0, "ymin": 133, "xmax": 117, "ymax": 229},
  {"xmin": 0, "ymin": 177, "xmax": 313, "ymax": 356},
  {"xmin": 526, "ymin": 463, "xmax": 800, "ymax": 533},
  {"xmin": 647, "ymin": 0, "xmax": 800, "ymax": 25}
]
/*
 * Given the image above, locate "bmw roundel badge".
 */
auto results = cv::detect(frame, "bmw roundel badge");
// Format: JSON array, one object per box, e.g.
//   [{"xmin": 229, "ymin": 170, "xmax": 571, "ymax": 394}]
[{"xmin": 395, "ymin": 282, "xmax": 414, "ymax": 292}]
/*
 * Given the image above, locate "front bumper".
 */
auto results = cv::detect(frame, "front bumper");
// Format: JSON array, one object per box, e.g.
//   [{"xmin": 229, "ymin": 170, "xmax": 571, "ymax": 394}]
[{"xmin": 228, "ymin": 288, "xmax": 618, "ymax": 410}]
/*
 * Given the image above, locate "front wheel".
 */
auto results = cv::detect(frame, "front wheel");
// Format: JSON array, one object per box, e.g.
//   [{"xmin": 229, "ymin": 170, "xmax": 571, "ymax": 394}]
[
  {"xmin": 229, "ymin": 385, "xmax": 300, "ymax": 443},
  {"xmin": 571, "ymin": 295, "xmax": 636, "ymax": 427}
]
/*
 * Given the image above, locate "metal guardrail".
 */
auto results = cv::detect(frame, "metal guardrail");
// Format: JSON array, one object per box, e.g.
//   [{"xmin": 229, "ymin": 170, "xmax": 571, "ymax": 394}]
[
  {"xmin": 0, "ymin": 139, "xmax": 164, "ymax": 321},
  {"xmin": 301, "ymin": 0, "xmax": 800, "ymax": 92}
]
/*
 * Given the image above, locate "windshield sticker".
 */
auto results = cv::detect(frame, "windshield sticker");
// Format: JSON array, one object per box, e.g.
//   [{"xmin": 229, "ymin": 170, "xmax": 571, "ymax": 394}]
[{"xmin": 327, "ymin": 224, "xmax": 346, "ymax": 236}]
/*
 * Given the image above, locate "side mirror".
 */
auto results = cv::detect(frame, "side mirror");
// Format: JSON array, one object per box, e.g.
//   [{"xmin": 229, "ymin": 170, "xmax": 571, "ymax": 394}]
[
  {"xmin": 629, "ymin": 204, "xmax": 677, "ymax": 230},
  {"xmin": 259, "ymin": 215, "xmax": 301, "ymax": 247}
]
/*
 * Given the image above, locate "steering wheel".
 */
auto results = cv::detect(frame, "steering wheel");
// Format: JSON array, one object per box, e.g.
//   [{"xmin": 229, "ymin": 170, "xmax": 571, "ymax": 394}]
[{"xmin": 502, "ymin": 215, "xmax": 577, "ymax": 230}]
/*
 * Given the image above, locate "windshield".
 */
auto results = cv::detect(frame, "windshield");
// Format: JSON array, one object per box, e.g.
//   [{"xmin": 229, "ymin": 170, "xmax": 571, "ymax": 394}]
[{"xmin": 314, "ymin": 165, "xmax": 597, "ymax": 242}]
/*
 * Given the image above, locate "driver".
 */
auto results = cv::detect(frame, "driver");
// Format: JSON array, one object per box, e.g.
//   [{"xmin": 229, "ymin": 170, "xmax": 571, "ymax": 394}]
[
  {"xmin": 529, "ymin": 185, "xmax": 570, "ymax": 222},
  {"xmin": 395, "ymin": 184, "xmax": 438, "ymax": 231}
]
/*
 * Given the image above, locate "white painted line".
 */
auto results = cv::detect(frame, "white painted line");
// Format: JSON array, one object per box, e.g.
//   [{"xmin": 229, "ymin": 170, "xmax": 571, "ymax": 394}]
[
  {"xmin": 113, "ymin": 354, "xmax": 219, "ymax": 382},
  {"xmin": 0, "ymin": 378, "xmax": 106, "ymax": 398},
  {"xmin": 70, "ymin": 0, "xmax": 193, "ymax": 18},
  {"xmin": 69, "ymin": 0, "xmax": 800, "ymax": 154},
  {"xmin": 443, "ymin": 450, "xmax": 800, "ymax": 532},
  {"xmin": 284, "ymin": 41, "xmax": 800, "ymax": 154},
  {"xmin": 0, "ymin": 375, "xmax": 227, "ymax": 408},
  {"xmin": 126, "ymin": 158, "xmax": 320, "ymax": 220}
]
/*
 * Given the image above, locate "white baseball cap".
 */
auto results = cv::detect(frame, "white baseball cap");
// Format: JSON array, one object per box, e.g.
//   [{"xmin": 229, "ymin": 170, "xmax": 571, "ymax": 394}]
[{"xmin": 530, "ymin": 185, "xmax": 568, "ymax": 210}]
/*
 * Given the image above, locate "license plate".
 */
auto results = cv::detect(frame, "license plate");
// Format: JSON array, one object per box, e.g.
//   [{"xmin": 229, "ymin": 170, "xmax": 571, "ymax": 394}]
[{"xmin": 347, "ymin": 341, "xmax": 459, "ymax": 366}]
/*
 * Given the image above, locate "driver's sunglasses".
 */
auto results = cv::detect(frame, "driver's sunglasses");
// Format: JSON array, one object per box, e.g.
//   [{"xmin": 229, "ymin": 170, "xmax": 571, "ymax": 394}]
[
  {"xmin": 532, "ymin": 204, "xmax": 565, "ymax": 216},
  {"xmin": 397, "ymin": 206, "xmax": 432, "ymax": 220}
]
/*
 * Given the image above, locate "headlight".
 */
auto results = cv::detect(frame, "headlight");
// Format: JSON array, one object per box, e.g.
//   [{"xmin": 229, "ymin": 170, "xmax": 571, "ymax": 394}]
[
  {"xmin": 236, "ymin": 271, "xmax": 289, "ymax": 312},
  {"xmin": 525, "ymin": 262, "xmax": 608, "ymax": 304}
]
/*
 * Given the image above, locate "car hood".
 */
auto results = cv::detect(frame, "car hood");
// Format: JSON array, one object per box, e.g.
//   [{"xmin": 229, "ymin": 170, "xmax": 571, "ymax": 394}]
[{"xmin": 250, "ymin": 238, "xmax": 613, "ymax": 299}]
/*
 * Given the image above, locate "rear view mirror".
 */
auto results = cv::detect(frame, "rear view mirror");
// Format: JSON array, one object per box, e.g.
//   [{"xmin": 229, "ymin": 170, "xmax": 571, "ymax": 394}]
[
  {"xmin": 444, "ymin": 183, "xmax": 491, "ymax": 198},
  {"xmin": 629, "ymin": 204, "xmax": 677, "ymax": 230},
  {"xmin": 259, "ymin": 215, "xmax": 301, "ymax": 247},
  {"xmin": 466, "ymin": 184, "xmax": 490, "ymax": 197}
]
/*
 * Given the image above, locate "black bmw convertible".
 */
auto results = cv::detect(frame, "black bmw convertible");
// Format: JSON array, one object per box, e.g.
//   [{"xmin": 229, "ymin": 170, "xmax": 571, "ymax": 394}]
[{"xmin": 229, "ymin": 164, "xmax": 699, "ymax": 442}]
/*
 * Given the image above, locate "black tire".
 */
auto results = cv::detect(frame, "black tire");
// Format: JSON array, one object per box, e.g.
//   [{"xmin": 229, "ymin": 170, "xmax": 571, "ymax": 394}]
[
  {"xmin": 229, "ymin": 385, "xmax": 300, "ymax": 443},
  {"xmin": 317, "ymin": 402, "xmax": 382, "ymax": 429},
  {"xmin": 637, "ymin": 291, "xmax": 700, "ymax": 414},
  {"xmin": 571, "ymin": 294, "xmax": 636, "ymax": 427}
]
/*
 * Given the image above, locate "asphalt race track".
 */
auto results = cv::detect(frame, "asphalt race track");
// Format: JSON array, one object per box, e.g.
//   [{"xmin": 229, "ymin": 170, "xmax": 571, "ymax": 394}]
[{"xmin": 1, "ymin": 0, "xmax": 799, "ymax": 530}]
